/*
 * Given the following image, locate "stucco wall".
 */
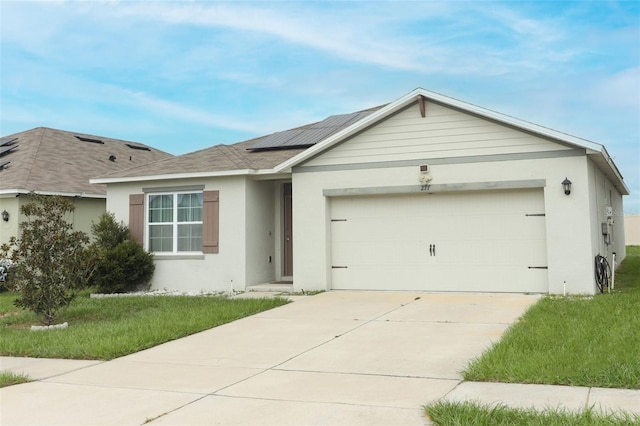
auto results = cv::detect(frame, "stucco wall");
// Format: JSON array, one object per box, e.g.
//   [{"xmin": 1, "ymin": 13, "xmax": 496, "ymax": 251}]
[
  {"xmin": 245, "ymin": 179, "xmax": 277, "ymax": 285},
  {"xmin": 0, "ymin": 196, "xmax": 20, "ymax": 247},
  {"xmin": 106, "ymin": 176, "xmax": 251, "ymax": 292},
  {"xmin": 587, "ymin": 158, "xmax": 626, "ymax": 270},
  {"xmin": 625, "ymin": 215, "xmax": 640, "ymax": 246},
  {"xmin": 293, "ymin": 154, "xmax": 600, "ymax": 294},
  {"xmin": 0, "ymin": 195, "xmax": 106, "ymax": 247}
]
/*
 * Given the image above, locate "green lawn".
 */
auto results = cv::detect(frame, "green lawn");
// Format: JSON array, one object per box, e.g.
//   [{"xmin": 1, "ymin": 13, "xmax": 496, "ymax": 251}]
[
  {"xmin": 426, "ymin": 246, "xmax": 640, "ymax": 425},
  {"xmin": 0, "ymin": 370, "xmax": 31, "ymax": 388},
  {"xmin": 425, "ymin": 401, "xmax": 640, "ymax": 426},
  {"xmin": 0, "ymin": 291, "xmax": 289, "ymax": 360},
  {"xmin": 463, "ymin": 246, "xmax": 640, "ymax": 389}
]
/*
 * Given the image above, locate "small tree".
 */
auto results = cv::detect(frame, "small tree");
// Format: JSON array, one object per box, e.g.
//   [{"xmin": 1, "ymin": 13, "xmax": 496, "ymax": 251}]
[
  {"xmin": 8, "ymin": 194, "xmax": 93, "ymax": 325},
  {"xmin": 90, "ymin": 212, "xmax": 155, "ymax": 293}
]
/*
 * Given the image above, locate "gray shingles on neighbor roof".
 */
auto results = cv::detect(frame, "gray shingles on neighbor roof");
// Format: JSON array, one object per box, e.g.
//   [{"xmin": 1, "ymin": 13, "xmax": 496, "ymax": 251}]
[{"xmin": 0, "ymin": 127, "xmax": 173, "ymax": 196}]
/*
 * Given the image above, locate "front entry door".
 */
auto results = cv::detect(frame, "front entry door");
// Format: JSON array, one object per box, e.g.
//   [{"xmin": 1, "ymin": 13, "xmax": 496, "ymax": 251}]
[{"xmin": 283, "ymin": 183, "xmax": 293, "ymax": 276}]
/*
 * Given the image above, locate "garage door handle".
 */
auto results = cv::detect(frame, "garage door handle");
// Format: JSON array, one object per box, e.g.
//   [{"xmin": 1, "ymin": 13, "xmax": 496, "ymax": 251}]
[{"xmin": 429, "ymin": 244, "xmax": 436, "ymax": 256}]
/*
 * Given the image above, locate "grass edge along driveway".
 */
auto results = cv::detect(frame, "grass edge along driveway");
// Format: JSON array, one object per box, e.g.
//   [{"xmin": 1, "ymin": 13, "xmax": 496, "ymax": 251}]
[
  {"xmin": 425, "ymin": 246, "xmax": 640, "ymax": 425},
  {"xmin": 0, "ymin": 293, "xmax": 289, "ymax": 361}
]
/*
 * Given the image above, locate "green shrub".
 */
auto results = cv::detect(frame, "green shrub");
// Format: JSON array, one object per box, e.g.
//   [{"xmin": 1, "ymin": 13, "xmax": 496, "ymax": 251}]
[
  {"xmin": 91, "ymin": 212, "xmax": 131, "ymax": 251},
  {"xmin": 90, "ymin": 213, "xmax": 155, "ymax": 293},
  {"xmin": 92, "ymin": 240, "xmax": 155, "ymax": 293}
]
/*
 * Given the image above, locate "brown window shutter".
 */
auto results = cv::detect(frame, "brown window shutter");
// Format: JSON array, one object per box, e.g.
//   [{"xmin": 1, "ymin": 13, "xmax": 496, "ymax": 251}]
[
  {"xmin": 202, "ymin": 190, "xmax": 219, "ymax": 253},
  {"xmin": 129, "ymin": 194, "xmax": 144, "ymax": 245}
]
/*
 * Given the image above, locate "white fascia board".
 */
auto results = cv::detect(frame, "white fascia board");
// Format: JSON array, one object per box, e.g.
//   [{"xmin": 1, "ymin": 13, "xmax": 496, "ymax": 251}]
[
  {"xmin": 91, "ymin": 169, "xmax": 256, "ymax": 185},
  {"xmin": 0, "ymin": 189, "xmax": 105, "ymax": 199},
  {"xmin": 587, "ymin": 149, "xmax": 630, "ymax": 195},
  {"xmin": 275, "ymin": 87, "xmax": 608, "ymax": 172},
  {"xmin": 420, "ymin": 89, "xmax": 605, "ymax": 152}
]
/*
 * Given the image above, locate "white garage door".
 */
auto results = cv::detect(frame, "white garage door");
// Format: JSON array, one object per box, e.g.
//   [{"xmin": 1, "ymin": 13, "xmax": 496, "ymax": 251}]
[{"xmin": 330, "ymin": 189, "xmax": 548, "ymax": 293}]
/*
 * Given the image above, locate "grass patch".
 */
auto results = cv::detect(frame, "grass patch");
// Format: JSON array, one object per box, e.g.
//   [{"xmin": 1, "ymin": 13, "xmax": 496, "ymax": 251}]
[
  {"xmin": 463, "ymin": 246, "xmax": 640, "ymax": 389},
  {"xmin": 0, "ymin": 370, "xmax": 31, "ymax": 387},
  {"xmin": 425, "ymin": 400, "xmax": 640, "ymax": 426},
  {"xmin": 0, "ymin": 291, "xmax": 289, "ymax": 360}
]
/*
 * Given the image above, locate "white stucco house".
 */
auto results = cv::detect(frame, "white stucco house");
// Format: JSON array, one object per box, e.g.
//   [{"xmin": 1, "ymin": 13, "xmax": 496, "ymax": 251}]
[{"xmin": 92, "ymin": 88, "xmax": 628, "ymax": 295}]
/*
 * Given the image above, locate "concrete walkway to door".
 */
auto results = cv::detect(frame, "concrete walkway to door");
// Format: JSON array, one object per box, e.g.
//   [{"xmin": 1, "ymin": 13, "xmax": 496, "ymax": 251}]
[{"xmin": 2, "ymin": 291, "xmax": 637, "ymax": 425}]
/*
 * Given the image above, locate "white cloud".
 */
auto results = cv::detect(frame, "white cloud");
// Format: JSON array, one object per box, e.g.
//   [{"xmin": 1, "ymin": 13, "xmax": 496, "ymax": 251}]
[{"xmin": 586, "ymin": 67, "xmax": 640, "ymax": 109}]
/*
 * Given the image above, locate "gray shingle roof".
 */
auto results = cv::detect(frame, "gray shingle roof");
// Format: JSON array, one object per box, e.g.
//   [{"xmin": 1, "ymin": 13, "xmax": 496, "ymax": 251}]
[
  {"xmin": 97, "ymin": 105, "xmax": 384, "ymax": 179},
  {"xmin": 0, "ymin": 127, "xmax": 173, "ymax": 196}
]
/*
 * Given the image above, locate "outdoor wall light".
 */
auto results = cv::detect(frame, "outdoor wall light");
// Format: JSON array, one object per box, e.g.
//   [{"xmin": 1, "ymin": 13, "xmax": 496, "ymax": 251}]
[
  {"xmin": 562, "ymin": 177, "xmax": 572, "ymax": 196},
  {"xmin": 1, "ymin": 210, "xmax": 9, "ymax": 222}
]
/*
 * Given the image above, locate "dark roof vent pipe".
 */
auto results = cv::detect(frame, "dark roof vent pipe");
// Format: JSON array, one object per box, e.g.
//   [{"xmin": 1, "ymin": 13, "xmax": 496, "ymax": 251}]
[{"xmin": 109, "ymin": 155, "xmax": 116, "ymax": 162}]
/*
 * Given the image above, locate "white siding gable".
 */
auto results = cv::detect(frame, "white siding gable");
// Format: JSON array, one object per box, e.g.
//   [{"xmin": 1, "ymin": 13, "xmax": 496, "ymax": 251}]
[{"xmin": 303, "ymin": 101, "xmax": 572, "ymax": 167}]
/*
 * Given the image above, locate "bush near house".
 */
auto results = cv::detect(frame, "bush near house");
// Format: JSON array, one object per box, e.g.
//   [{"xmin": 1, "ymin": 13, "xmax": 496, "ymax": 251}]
[{"xmin": 89, "ymin": 212, "xmax": 154, "ymax": 293}]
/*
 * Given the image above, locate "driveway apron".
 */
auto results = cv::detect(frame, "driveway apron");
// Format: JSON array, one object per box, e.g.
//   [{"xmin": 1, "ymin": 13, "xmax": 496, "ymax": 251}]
[{"xmin": 1, "ymin": 291, "xmax": 540, "ymax": 425}]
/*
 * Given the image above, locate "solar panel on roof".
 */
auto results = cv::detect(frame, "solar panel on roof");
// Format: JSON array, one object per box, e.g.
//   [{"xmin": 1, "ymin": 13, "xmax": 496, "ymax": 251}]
[
  {"xmin": 0, "ymin": 137, "xmax": 18, "ymax": 147},
  {"xmin": 0, "ymin": 144, "xmax": 18, "ymax": 157},
  {"xmin": 75, "ymin": 136, "xmax": 104, "ymax": 144},
  {"xmin": 284, "ymin": 127, "xmax": 341, "ymax": 147},
  {"xmin": 248, "ymin": 129, "xmax": 305, "ymax": 151},
  {"xmin": 248, "ymin": 108, "xmax": 377, "ymax": 151},
  {"xmin": 309, "ymin": 112, "xmax": 361, "ymax": 129},
  {"xmin": 126, "ymin": 143, "xmax": 151, "ymax": 151}
]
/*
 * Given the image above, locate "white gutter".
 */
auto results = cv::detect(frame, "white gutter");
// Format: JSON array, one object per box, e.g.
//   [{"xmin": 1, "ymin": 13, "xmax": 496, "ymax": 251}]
[
  {"xmin": 0, "ymin": 189, "xmax": 105, "ymax": 199},
  {"xmin": 91, "ymin": 168, "xmax": 271, "ymax": 185}
]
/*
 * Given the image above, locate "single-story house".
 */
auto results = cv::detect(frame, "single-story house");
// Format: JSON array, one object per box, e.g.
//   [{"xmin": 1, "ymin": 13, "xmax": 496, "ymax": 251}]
[
  {"xmin": 93, "ymin": 88, "xmax": 628, "ymax": 295},
  {"xmin": 0, "ymin": 127, "xmax": 172, "ymax": 246}
]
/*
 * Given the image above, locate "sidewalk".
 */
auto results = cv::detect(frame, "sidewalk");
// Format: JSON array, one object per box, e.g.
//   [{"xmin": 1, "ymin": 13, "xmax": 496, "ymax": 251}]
[
  {"xmin": 1, "ymin": 291, "xmax": 638, "ymax": 425},
  {"xmin": 442, "ymin": 381, "xmax": 640, "ymax": 415}
]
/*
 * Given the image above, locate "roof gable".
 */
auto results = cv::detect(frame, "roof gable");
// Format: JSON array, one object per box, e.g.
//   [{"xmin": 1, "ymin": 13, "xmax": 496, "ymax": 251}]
[
  {"xmin": 301, "ymin": 100, "xmax": 576, "ymax": 168},
  {"xmin": 275, "ymin": 88, "xmax": 628, "ymax": 195}
]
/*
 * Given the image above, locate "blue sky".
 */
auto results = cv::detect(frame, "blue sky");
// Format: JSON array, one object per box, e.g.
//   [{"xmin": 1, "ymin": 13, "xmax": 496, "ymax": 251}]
[{"xmin": 1, "ymin": 1, "xmax": 639, "ymax": 212}]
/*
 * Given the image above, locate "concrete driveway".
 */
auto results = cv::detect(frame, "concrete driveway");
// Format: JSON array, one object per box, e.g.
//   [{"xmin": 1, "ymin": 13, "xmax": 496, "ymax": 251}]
[{"xmin": 1, "ymin": 291, "xmax": 540, "ymax": 425}]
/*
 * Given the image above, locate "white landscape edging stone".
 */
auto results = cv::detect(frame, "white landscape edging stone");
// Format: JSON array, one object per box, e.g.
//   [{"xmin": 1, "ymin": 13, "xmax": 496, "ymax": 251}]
[
  {"xmin": 31, "ymin": 322, "xmax": 68, "ymax": 331},
  {"xmin": 90, "ymin": 289, "xmax": 233, "ymax": 298}
]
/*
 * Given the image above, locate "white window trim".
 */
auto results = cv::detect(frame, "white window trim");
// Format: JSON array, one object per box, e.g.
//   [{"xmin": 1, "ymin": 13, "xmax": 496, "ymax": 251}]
[{"xmin": 145, "ymin": 191, "xmax": 203, "ymax": 255}]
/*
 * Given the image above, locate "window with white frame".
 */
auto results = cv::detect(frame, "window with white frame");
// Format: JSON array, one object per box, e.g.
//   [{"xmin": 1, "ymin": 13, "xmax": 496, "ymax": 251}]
[{"xmin": 148, "ymin": 192, "xmax": 203, "ymax": 253}]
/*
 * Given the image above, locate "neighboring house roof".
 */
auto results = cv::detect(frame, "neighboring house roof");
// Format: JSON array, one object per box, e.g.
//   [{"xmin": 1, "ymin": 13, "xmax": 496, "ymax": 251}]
[
  {"xmin": 0, "ymin": 127, "xmax": 173, "ymax": 198},
  {"xmin": 91, "ymin": 88, "xmax": 628, "ymax": 195}
]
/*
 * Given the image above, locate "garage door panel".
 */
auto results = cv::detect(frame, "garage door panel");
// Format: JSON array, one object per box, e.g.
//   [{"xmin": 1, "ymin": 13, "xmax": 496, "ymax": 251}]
[
  {"xmin": 333, "ymin": 264, "xmax": 546, "ymax": 292},
  {"xmin": 330, "ymin": 189, "xmax": 548, "ymax": 293},
  {"xmin": 331, "ymin": 240, "xmax": 427, "ymax": 266}
]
